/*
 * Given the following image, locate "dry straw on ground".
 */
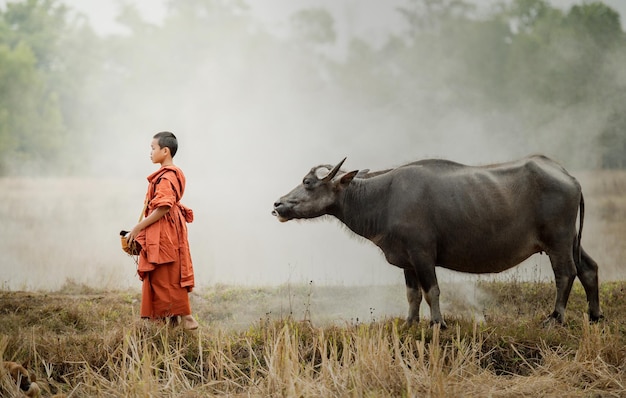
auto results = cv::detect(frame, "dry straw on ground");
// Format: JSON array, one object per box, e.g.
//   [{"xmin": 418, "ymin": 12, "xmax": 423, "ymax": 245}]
[{"xmin": 1, "ymin": 280, "xmax": 626, "ymax": 397}]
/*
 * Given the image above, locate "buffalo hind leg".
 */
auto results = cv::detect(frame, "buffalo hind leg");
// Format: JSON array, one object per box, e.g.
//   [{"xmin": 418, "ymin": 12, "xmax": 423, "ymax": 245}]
[
  {"xmin": 575, "ymin": 247, "xmax": 603, "ymax": 322},
  {"xmin": 547, "ymin": 251, "xmax": 577, "ymax": 323},
  {"xmin": 404, "ymin": 269, "xmax": 422, "ymax": 324}
]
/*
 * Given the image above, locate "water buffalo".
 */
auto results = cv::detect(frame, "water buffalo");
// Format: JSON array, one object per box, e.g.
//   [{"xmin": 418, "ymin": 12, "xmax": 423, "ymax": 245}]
[{"xmin": 272, "ymin": 155, "xmax": 602, "ymax": 327}]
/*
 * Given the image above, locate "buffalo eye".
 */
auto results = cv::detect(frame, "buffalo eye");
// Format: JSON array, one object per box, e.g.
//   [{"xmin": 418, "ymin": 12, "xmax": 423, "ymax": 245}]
[{"xmin": 303, "ymin": 178, "xmax": 314, "ymax": 189}]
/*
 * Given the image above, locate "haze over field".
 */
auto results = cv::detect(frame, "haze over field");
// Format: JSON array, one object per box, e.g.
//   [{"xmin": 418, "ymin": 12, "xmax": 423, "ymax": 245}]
[{"xmin": 1, "ymin": 0, "xmax": 625, "ymax": 294}]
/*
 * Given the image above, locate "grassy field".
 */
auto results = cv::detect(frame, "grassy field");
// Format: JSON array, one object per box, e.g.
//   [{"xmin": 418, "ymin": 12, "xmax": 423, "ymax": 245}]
[
  {"xmin": 1, "ymin": 170, "xmax": 625, "ymax": 397},
  {"xmin": 1, "ymin": 280, "xmax": 626, "ymax": 397}
]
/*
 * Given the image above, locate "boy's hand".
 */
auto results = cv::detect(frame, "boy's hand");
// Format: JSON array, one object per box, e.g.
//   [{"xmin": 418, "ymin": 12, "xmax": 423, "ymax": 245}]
[
  {"xmin": 128, "ymin": 226, "xmax": 140, "ymax": 243},
  {"xmin": 127, "ymin": 206, "xmax": 170, "ymax": 244}
]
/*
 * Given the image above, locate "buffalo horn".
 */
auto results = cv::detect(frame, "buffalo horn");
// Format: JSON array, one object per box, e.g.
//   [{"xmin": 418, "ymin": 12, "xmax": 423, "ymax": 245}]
[{"xmin": 322, "ymin": 157, "xmax": 347, "ymax": 182}]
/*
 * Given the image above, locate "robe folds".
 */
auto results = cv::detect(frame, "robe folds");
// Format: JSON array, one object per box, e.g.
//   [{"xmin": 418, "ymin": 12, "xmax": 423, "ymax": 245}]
[{"xmin": 134, "ymin": 165, "xmax": 195, "ymax": 318}]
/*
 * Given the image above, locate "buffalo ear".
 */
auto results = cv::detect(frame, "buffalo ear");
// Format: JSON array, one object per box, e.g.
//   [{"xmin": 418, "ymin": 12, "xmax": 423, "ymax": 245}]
[
  {"xmin": 355, "ymin": 169, "xmax": 370, "ymax": 178},
  {"xmin": 339, "ymin": 170, "xmax": 359, "ymax": 185}
]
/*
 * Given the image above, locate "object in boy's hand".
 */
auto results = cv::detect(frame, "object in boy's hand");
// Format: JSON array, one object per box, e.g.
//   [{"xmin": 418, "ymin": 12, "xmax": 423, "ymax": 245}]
[{"xmin": 120, "ymin": 230, "xmax": 141, "ymax": 255}]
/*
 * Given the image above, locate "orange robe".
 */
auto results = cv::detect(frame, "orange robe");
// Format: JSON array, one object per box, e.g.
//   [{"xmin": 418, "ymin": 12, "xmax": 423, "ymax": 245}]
[{"xmin": 135, "ymin": 165, "xmax": 195, "ymax": 318}]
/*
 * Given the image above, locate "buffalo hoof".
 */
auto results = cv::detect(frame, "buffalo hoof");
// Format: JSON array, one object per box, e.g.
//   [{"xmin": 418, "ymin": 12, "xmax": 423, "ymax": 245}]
[
  {"xmin": 542, "ymin": 312, "xmax": 564, "ymax": 327},
  {"xmin": 589, "ymin": 313, "xmax": 605, "ymax": 323},
  {"xmin": 430, "ymin": 320, "xmax": 448, "ymax": 330},
  {"xmin": 405, "ymin": 316, "xmax": 420, "ymax": 325}
]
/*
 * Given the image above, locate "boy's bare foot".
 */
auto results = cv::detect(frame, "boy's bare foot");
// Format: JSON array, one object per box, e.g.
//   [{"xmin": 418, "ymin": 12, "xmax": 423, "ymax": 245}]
[{"xmin": 182, "ymin": 315, "xmax": 199, "ymax": 330}]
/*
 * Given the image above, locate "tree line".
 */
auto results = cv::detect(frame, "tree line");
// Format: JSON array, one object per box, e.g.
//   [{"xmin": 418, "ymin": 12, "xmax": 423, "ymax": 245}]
[{"xmin": 0, "ymin": 0, "xmax": 624, "ymax": 175}]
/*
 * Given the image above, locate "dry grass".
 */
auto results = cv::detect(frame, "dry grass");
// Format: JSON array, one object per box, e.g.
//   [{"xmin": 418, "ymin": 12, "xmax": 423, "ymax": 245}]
[{"xmin": 1, "ymin": 280, "xmax": 626, "ymax": 397}]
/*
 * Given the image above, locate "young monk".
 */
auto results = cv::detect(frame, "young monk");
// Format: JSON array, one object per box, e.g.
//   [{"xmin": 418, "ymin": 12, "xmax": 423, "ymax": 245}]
[{"xmin": 127, "ymin": 131, "xmax": 199, "ymax": 330}]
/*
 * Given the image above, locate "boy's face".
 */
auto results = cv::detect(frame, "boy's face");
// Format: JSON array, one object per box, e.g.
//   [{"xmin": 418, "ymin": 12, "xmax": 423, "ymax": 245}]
[{"xmin": 150, "ymin": 138, "xmax": 167, "ymax": 164}]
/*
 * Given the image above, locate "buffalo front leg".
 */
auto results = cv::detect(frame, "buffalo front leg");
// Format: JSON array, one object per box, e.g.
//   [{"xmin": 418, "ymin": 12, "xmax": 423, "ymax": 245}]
[
  {"xmin": 408, "ymin": 252, "xmax": 446, "ymax": 328},
  {"xmin": 404, "ymin": 269, "xmax": 422, "ymax": 324},
  {"xmin": 547, "ymin": 251, "xmax": 577, "ymax": 323},
  {"xmin": 575, "ymin": 247, "xmax": 603, "ymax": 322}
]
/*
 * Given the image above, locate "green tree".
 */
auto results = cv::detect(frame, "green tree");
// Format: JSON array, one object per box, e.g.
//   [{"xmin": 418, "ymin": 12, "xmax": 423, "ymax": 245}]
[
  {"xmin": 567, "ymin": 2, "xmax": 622, "ymax": 49},
  {"xmin": 0, "ymin": 13, "xmax": 65, "ymax": 174},
  {"xmin": 2, "ymin": 0, "xmax": 69, "ymax": 67},
  {"xmin": 501, "ymin": 0, "xmax": 626, "ymax": 166},
  {"xmin": 290, "ymin": 8, "xmax": 336, "ymax": 45},
  {"xmin": 0, "ymin": 0, "xmax": 100, "ymax": 175},
  {"xmin": 330, "ymin": 0, "xmax": 626, "ymax": 168},
  {"xmin": 599, "ymin": 110, "xmax": 626, "ymax": 168}
]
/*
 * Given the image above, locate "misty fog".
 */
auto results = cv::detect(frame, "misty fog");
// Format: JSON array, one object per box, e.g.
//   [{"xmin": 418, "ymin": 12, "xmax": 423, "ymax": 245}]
[{"xmin": 1, "ymin": 0, "xmax": 625, "ymax": 300}]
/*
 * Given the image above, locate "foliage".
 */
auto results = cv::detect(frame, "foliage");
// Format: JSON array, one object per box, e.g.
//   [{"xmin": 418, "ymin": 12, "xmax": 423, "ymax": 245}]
[
  {"xmin": 290, "ymin": 8, "xmax": 336, "ymax": 45},
  {"xmin": 0, "ymin": 0, "xmax": 625, "ymax": 175},
  {"xmin": 0, "ymin": 0, "xmax": 99, "ymax": 175}
]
